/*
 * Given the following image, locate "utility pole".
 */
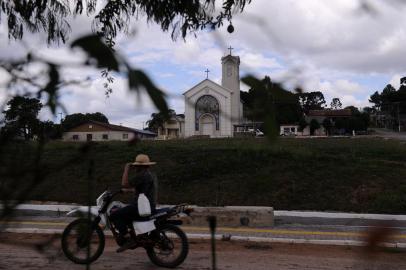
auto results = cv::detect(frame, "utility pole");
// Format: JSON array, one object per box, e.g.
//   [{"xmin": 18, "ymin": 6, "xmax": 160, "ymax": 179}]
[{"xmin": 397, "ymin": 102, "xmax": 401, "ymax": 132}]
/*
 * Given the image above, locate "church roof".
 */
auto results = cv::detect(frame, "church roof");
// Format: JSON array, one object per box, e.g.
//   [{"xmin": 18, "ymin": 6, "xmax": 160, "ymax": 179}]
[
  {"xmin": 182, "ymin": 79, "xmax": 232, "ymax": 96},
  {"xmin": 221, "ymin": 54, "xmax": 240, "ymax": 64}
]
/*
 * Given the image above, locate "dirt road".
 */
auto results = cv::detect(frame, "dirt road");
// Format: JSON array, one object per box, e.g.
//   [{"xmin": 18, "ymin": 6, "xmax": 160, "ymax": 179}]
[{"xmin": 1, "ymin": 233, "xmax": 406, "ymax": 270}]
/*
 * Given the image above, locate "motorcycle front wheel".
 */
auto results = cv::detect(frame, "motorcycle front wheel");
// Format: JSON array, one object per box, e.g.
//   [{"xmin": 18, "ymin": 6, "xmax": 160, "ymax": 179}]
[
  {"xmin": 61, "ymin": 218, "xmax": 105, "ymax": 264},
  {"xmin": 146, "ymin": 224, "xmax": 189, "ymax": 268}
]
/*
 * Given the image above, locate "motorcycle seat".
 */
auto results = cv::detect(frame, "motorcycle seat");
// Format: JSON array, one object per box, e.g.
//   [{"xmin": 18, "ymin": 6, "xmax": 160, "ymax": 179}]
[
  {"xmin": 133, "ymin": 207, "xmax": 170, "ymax": 221},
  {"xmin": 154, "ymin": 207, "xmax": 170, "ymax": 215}
]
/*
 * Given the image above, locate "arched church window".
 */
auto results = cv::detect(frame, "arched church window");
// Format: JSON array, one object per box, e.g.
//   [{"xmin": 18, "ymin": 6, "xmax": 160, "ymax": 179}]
[{"xmin": 195, "ymin": 95, "xmax": 220, "ymax": 131}]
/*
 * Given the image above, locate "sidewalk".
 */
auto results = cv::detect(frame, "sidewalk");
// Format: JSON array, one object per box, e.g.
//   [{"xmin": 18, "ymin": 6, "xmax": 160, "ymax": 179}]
[
  {"xmin": 2, "ymin": 216, "xmax": 406, "ymax": 248},
  {"xmin": 2, "ymin": 203, "xmax": 406, "ymax": 247}
]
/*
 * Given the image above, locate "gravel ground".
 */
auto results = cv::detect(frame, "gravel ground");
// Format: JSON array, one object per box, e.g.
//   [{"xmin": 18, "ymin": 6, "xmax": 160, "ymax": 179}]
[{"xmin": 1, "ymin": 233, "xmax": 406, "ymax": 270}]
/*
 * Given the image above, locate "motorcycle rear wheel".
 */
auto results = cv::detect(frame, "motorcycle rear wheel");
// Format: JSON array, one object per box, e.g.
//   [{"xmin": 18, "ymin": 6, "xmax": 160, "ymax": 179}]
[
  {"xmin": 146, "ymin": 224, "xmax": 189, "ymax": 268},
  {"xmin": 61, "ymin": 218, "xmax": 105, "ymax": 264}
]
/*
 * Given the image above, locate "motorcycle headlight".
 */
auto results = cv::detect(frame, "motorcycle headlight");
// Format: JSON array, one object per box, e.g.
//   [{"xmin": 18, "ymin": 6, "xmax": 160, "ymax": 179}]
[
  {"xmin": 96, "ymin": 191, "xmax": 108, "ymax": 207},
  {"xmin": 184, "ymin": 206, "xmax": 194, "ymax": 215}
]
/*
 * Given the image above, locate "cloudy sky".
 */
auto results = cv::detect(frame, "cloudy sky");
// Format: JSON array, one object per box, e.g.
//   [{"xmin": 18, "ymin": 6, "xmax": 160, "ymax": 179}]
[{"xmin": 1, "ymin": 0, "xmax": 406, "ymax": 128}]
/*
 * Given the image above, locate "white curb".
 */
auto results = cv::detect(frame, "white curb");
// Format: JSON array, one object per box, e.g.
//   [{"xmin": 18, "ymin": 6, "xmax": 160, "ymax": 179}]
[
  {"xmin": 3, "ymin": 204, "xmax": 406, "ymax": 221},
  {"xmin": 4, "ymin": 204, "xmax": 406, "ymax": 221},
  {"xmin": 274, "ymin": 211, "xmax": 406, "ymax": 221},
  {"xmin": 0, "ymin": 204, "xmax": 78, "ymax": 212}
]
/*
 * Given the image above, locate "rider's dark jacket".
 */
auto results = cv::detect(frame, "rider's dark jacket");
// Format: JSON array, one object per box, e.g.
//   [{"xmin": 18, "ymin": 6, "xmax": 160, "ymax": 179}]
[{"xmin": 130, "ymin": 170, "xmax": 156, "ymax": 211}]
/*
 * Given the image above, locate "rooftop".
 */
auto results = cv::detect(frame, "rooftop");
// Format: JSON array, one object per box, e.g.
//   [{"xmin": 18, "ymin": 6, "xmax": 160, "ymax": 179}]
[
  {"xmin": 308, "ymin": 109, "xmax": 352, "ymax": 117},
  {"xmin": 70, "ymin": 120, "xmax": 157, "ymax": 136}
]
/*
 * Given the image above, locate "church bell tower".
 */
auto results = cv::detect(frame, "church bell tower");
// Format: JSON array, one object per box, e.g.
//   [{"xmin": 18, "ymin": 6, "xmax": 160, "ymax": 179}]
[{"xmin": 221, "ymin": 48, "xmax": 241, "ymax": 125}]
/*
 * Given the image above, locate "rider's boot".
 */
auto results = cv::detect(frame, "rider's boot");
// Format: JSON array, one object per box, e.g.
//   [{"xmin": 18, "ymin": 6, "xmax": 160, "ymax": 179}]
[
  {"xmin": 116, "ymin": 233, "xmax": 129, "ymax": 246},
  {"xmin": 116, "ymin": 237, "xmax": 137, "ymax": 253}
]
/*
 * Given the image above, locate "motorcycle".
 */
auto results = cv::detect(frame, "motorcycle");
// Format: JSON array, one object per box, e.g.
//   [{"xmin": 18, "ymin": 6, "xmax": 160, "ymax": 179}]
[{"xmin": 61, "ymin": 189, "xmax": 193, "ymax": 268}]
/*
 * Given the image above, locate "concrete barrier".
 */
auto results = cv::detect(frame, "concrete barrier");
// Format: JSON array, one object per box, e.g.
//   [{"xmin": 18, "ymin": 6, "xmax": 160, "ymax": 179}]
[
  {"xmin": 185, "ymin": 206, "xmax": 274, "ymax": 227},
  {"xmin": 2, "ymin": 203, "xmax": 274, "ymax": 228}
]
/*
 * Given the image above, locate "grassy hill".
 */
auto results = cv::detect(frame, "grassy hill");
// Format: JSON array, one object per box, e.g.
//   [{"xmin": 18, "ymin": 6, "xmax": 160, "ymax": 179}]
[{"xmin": 3, "ymin": 137, "xmax": 406, "ymax": 213}]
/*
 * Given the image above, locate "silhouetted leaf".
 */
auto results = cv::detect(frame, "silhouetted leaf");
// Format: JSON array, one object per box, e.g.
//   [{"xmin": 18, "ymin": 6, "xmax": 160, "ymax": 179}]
[
  {"xmin": 241, "ymin": 75, "xmax": 263, "ymax": 92},
  {"xmin": 43, "ymin": 64, "xmax": 59, "ymax": 114},
  {"xmin": 128, "ymin": 69, "xmax": 168, "ymax": 114},
  {"xmin": 242, "ymin": 75, "xmax": 279, "ymax": 141},
  {"xmin": 2, "ymin": 1, "xmax": 251, "ymax": 43},
  {"xmin": 264, "ymin": 114, "xmax": 278, "ymax": 141},
  {"xmin": 294, "ymin": 87, "xmax": 303, "ymax": 94},
  {"xmin": 71, "ymin": 35, "xmax": 119, "ymax": 71}
]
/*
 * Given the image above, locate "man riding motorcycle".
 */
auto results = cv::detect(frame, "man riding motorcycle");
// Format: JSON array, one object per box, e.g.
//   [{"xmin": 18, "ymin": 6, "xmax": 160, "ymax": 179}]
[{"xmin": 110, "ymin": 154, "xmax": 157, "ymax": 252}]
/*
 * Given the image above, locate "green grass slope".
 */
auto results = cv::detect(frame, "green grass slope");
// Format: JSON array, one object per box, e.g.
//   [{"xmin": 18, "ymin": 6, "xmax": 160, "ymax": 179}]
[{"xmin": 4, "ymin": 138, "xmax": 406, "ymax": 213}]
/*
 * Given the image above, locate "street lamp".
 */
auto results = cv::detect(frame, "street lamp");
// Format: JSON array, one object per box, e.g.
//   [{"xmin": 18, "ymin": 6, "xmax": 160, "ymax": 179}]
[{"xmin": 392, "ymin": 102, "xmax": 401, "ymax": 132}]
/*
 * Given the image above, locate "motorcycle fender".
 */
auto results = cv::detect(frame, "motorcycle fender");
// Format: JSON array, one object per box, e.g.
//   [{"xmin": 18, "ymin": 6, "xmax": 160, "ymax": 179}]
[{"xmin": 133, "ymin": 220, "xmax": 156, "ymax": 235}]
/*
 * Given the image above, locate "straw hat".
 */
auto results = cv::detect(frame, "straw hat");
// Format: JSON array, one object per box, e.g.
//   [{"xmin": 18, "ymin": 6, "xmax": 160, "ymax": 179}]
[{"xmin": 132, "ymin": 154, "xmax": 156, "ymax": 166}]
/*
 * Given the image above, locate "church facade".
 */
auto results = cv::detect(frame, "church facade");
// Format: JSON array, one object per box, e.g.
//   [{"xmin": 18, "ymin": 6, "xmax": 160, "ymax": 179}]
[{"xmin": 183, "ymin": 53, "xmax": 243, "ymax": 138}]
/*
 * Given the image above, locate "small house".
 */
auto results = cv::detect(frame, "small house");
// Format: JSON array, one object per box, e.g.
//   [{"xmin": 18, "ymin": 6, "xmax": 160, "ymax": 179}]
[
  {"xmin": 62, "ymin": 120, "xmax": 156, "ymax": 142},
  {"xmin": 158, "ymin": 114, "xmax": 185, "ymax": 139}
]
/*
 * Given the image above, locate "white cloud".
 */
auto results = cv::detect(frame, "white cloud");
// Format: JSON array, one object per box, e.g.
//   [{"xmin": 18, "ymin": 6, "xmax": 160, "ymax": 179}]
[
  {"xmin": 173, "ymin": 39, "xmax": 201, "ymax": 62},
  {"xmin": 229, "ymin": 0, "xmax": 406, "ymax": 74},
  {"xmin": 297, "ymin": 74, "xmax": 369, "ymax": 108},
  {"xmin": 240, "ymin": 52, "xmax": 282, "ymax": 71},
  {"xmin": 339, "ymin": 95, "xmax": 369, "ymax": 109},
  {"xmin": 129, "ymin": 50, "xmax": 166, "ymax": 65},
  {"xmin": 322, "ymin": 79, "xmax": 365, "ymax": 96},
  {"xmin": 35, "ymin": 71, "xmax": 161, "ymax": 128},
  {"xmin": 389, "ymin": 74, "xmax": 402, "ymax": 89},
  {"xmin": 158, "ymin": 72, "xmax": 176, "ymax": 78},
  {"xmin": 0, "ymin": 68, "xmax": 11, "ymax": 86},
  {"xmin": 2, "ymin": 0, "xmax": 406, "ymax": 125}
]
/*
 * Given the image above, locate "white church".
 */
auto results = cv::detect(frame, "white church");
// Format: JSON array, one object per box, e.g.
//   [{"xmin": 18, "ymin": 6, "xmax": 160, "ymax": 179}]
[
  {"xmin": 157, "ymin": 50, "xmax": 247, "ymax": 139},
  {"xmin": 183, "ymin": 52, "xmax": 243, "ymax": 138}
]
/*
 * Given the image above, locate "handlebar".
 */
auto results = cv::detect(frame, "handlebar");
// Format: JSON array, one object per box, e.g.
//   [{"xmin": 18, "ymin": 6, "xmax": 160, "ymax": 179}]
[
  {"xmin": 99, "ymin": 189, "xmax": 122, "ymax": 213},
  {"xmin": 173, "ymin": 204, "xmax": 194, "ymax": 216},
  {"xmin": 102, "ymin": 189, "xmax": 122, "ymax": 203}
]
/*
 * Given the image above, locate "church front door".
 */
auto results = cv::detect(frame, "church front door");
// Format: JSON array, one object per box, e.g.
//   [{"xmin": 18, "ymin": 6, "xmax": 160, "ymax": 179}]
[{"xmin": 200, "ymin": 114, "xmax": 215, "ymax": 136}]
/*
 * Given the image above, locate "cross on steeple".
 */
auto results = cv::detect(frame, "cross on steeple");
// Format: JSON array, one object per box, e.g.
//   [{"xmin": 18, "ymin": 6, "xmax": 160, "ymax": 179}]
[
  {"xmin": 228, "ymin": 46, "xmax": 234, "ymax": 55},
  {"xmin": 205, "ymin": 68, "xmax": 210, "ymax": 79}
]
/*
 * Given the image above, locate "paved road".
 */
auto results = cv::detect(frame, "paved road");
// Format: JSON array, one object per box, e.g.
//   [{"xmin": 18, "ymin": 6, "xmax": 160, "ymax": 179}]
[
  {"xmin": 0, "ymin": 233, "xmax": 406, "ymax": 270},
  {"xmin": 2, "ymin": 216, "xmax": 406, "ymax": 246},
  {"xmin": 371, "ymin": 128, "xmax": 406, "ymax": 140}
]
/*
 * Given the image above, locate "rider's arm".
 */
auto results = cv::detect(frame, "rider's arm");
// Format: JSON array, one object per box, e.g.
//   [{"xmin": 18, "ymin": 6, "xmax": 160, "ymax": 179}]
[
  {"xmin": 121, "ymin": 187, "xmax": 135, "ymax": 193},
  {"xmin": 121, "ymin": 163, "xmax": 135, "ymax": 193}
]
